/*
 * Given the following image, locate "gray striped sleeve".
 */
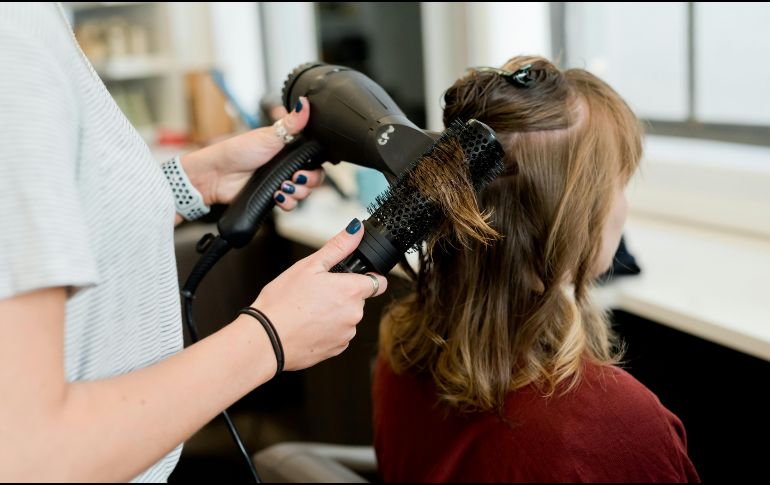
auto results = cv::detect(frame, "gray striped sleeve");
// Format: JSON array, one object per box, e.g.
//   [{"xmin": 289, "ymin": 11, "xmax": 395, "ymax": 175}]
[{"xmin": 0, "ymin": 28, "xmax": 99, "ymax": 300}]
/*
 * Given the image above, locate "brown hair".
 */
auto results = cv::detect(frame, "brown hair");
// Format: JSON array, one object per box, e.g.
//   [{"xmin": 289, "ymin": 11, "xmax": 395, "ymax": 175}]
[{"xmin": 379, "ymin": 56, "xmax": 643, "ymax": 413}]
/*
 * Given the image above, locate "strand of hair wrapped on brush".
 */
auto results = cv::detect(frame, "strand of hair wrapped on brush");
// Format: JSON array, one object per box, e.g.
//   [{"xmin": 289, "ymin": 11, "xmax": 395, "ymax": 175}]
[{"xmin": 331, "ymin": 118, "xmax": 512, "ymax": 276}]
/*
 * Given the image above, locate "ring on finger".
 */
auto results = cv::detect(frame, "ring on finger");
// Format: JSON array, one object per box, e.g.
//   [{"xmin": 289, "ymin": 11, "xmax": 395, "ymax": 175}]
[
  {"xmin": 364, "ymin": 272, "xmax": 380, "ymax": 299},
  {"xmin": 273, "ymin": 118, "xmax": 295, "ymax": 144}
]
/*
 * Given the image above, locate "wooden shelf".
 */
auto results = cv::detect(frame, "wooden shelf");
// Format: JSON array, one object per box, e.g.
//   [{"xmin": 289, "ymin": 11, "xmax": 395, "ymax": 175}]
[
  {"xmin": 92, "ymin": 55, "xmax": 173, "ymax": 81},
  {"xmin": 67, "ymin": 2, "xmax": 153, "ymax": 11},
  {"xmin": 64, "ymin": 3, "xmax": 234, "ymax": 134}
]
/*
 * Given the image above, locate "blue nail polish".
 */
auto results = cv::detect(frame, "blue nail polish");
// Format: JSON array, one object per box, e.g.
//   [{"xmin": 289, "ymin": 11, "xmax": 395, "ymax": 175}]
[
  {"xmin": 275, "ymin": 193, "xmax": 286, "ymax": 203},
  {"xmin": 346, "ymin": 218, "xmax": 361, "ymax": 234},
  {"xmin": 281, "ymin": 182, "xmax": 296, "ymax": 194},
  {"xmin": 295, "ymin": 99, "xmax": 303, "ymax": 113},
  {"xmin": 295, "ymin": 174, "xmax": 308, "ymax": 185}
]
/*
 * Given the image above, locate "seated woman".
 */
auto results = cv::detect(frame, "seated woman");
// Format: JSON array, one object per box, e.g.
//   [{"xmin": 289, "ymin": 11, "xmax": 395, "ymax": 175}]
[{"xmin": 372, "ymin": 55, "xmax": 700, "ymax": 483}]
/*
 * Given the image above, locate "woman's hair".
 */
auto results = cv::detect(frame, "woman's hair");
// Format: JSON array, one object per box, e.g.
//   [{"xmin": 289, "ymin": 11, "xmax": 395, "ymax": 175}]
[{"xmin": 379, "ymin": 55, "xmax": 643, "ymax": 413}]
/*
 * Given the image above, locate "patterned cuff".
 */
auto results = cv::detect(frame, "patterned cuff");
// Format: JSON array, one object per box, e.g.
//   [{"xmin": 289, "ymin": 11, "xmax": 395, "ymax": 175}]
[{"xmin": 161, "ymin": 156, "xmax": 211, "ymax": 221}]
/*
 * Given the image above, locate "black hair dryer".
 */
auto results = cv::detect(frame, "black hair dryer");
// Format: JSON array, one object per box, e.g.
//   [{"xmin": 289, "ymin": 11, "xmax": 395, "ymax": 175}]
[
  {"xmin": 282, "ymin": 63, "xmax": 435, "ymax": 179},
  {"xmin": 216, "ymin": 62, "xmax": 436, "ymax": 250}
]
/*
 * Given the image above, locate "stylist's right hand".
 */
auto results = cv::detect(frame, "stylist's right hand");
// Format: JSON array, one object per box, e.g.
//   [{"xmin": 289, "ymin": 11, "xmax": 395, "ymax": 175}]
[{"xmin": 252, "ymin": 218, "xmax": 387, "ymax": 371}]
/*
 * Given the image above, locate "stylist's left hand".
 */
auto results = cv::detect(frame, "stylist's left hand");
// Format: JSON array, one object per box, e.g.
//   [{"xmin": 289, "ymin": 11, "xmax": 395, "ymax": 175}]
[{"xmin": 180, "ymin": 96, "xmax": 324, "ymax": 210}]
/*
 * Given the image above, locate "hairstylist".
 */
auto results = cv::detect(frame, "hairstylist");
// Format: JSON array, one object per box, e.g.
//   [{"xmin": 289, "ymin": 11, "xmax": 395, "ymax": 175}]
[{"xmin": 0, "ymin": 3, "xmax": 387, "ymax": 482}]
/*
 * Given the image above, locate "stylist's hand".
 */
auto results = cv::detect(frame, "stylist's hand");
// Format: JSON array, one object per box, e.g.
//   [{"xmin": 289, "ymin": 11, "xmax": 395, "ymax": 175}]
[
  {"xmin": 180, "ymin": 96, "xmax": 324, "ymax": 210},
  {"xmin": 251, "ymin": 219, "xmax": 388, "ymax": 371}
]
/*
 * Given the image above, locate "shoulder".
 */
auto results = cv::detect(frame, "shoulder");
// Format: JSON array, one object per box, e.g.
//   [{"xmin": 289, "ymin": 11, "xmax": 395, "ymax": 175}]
[
  {"xmin": 0, "ymin": 3, "xmax": 72, "ymax": 42},
  {"xmin": 581, "ymin": 363, "xmax": 692, "ymax": 451},
  {"xmin": 582, "ymin": 363, "xmax": 669, "ymax": 412},
  {"xmin": 542, "ymin": 363, "xmax": 684, "ymax": 441},
  {"xmin": 0, "ymin": 4, "xmax": 79, "ymax": 77},
  {"xmin": 0, "ymin": 4, "xmax": 80, "ymax": 127},
  {"xmin": 466, "ymin": 363, "xmax": 698, "ymax": 481},
  {"xmin": 373, "ymin": 353, "xmax": 432, "ymax": 405},
  {"xmin": 583, "ymin": 363, "xmax": 692, "ymax": 447}
]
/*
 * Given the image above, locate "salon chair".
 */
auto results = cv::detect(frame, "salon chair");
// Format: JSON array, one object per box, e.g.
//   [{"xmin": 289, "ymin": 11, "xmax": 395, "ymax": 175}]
[{"xmin": 253, "ymin": 442, "xmax": 376, "ymax": 483}]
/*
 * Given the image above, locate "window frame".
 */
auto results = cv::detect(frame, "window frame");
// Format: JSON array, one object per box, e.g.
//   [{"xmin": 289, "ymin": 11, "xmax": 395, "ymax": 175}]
[{"xmin": 552, "ymin": 1, "xmax": 770, "ymax": 148}]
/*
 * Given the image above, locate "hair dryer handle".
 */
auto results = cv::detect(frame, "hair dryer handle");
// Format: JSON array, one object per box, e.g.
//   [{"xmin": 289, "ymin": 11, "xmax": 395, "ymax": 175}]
[{"xmin": 217, "ymin": 138, "xmax": 325, "ymax": 248}]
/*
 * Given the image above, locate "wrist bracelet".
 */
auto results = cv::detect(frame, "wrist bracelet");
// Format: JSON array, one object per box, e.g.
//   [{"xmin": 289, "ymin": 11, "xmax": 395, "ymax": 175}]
[
  {"xmin": 162, "ymin": 156, "xmax": 211, "ymax": 221},
  {"xmin": 238, "ymin": 307, "xmax": 285, "ymax": 377}
]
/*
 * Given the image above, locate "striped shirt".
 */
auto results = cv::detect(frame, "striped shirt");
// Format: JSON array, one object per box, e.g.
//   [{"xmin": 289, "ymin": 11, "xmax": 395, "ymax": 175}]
[{"xmin": 0, "ymin": 4, "xmax": 183, "ymax": 481}]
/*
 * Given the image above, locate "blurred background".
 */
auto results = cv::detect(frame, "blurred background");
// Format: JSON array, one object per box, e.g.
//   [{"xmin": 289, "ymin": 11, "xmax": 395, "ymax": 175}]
[{"xmin": 61, "ymin": 2, "xmax": 770, "ymax": 482}]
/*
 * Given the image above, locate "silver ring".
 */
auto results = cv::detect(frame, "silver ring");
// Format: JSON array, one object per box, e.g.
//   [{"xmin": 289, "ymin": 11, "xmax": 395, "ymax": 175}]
[
  {"xmin": 273, "ymin": 118, "xmax": 295, "ymax": 144},
  {"xmin": 364, "ymin": 272, "xmax": 380, "ymax": 299}
]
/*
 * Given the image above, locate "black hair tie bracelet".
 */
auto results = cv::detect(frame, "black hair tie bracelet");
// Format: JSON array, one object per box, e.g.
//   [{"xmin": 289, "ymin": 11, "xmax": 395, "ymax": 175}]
[{"xmin": 238, "ymin": 307, "xmax": 285, "ymax": 377}]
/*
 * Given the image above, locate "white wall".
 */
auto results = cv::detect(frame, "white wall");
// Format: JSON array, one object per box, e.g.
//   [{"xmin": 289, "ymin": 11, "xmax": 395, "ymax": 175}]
[
  {"xmin": 170, "ymin": 2, "xmax": 319, "ymax": 120},
  {"xmin": 565, "ymin": 2, "xmax": 689, "ymax": 121},
  {"xmin": 630, "ymin": 136, "xmax": 770, "ymax": 239},
  {"xmin": 203, "ymin": 2, "xmax": 320, "ymax": 118},
  {"xmin": 420, "ymin": 2, "xmax": 469, "ymax": 131},
  {"xmin": 695, "ymin": 3, "xmax": 770, "ymax": 126},
  {"xmin": 261, "ymin": 2, "xmax": 318, "ymax": 94},
  {"xmin": 466, "ymin": 2, "xmax": 551, "ymax": 67},
  {"xmin": 420, "ymin": 2, "xmax": 551, "ymax": 131},
  {"xmin": 208, "ymin": 2, "xmax": 265, "ymax": 115}
]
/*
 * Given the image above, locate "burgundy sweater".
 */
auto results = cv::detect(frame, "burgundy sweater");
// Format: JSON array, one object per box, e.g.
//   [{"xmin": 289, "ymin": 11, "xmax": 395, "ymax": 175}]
[{"xmin": 373, "ymin": 356, "xmax": 700, "ymax": 482}]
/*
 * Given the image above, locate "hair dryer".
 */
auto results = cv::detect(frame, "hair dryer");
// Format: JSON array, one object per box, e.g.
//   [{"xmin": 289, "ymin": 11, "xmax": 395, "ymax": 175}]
[
  {"xmin": 215, "ymin": 62, "xmax": 437, "ymax": 251},
  {"xmin": 185, "ymin": 62, "xmax": 441, "ymax": 316},
  {"xmin": 282, "ymin": 62, "xmax": 436, "ymax": 179},
  {"xmin": 186, "ymin": 61, "xmax": 505, "ymax": 298}
]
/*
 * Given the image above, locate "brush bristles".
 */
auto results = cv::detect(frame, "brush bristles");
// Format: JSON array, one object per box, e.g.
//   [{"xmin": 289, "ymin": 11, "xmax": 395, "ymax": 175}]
[{"xmin": 368, "ymin": 119, "xmax": 505, "ymax": 253}]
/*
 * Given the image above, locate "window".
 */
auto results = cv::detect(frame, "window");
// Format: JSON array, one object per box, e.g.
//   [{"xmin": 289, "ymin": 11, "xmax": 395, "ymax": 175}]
[
  {"xmin": 695, "ymin": 3, "xmax": 770, "ymax": 126},
  {"xmin": 560, "ymin": 2, "xmax": 770, "ymax": 147}
]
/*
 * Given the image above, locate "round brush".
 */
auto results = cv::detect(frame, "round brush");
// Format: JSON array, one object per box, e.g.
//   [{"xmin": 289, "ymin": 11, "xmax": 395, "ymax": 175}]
[{"xmin": 332, "ymin": 119, "xmax": 506, "ymax": 275}]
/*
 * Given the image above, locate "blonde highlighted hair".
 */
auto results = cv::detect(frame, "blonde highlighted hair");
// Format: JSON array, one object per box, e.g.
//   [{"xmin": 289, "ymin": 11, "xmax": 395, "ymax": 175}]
[{"xmin": 379, "ymin": 56, "xmax": 643, "ymax": 413}]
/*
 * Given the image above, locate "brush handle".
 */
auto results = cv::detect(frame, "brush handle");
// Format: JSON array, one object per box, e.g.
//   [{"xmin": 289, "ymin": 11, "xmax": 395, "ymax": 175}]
[{"xmin": 331, "ymin": 220, "xmax": 402, "ymax": 274}]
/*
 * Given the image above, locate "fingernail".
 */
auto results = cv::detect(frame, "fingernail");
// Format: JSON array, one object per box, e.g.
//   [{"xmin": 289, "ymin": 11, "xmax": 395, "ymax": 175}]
[
  {"xmin": 295, "ymin": 174, "xmax": 308, "ymax": 185},
  {"xmin": 281, "ymin": 182, "xmax": 296, "ymax": 194},
  {"xmin": 346, "ymin": 218, "xmax": 361, "ymax": 234},
  {"xmin": 295, "ymin": 99, "xmax": 303, "ymax": 113},
  {"xmin": 275, "ymin": 193, "xmax": 286, "ymax": 203}
]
